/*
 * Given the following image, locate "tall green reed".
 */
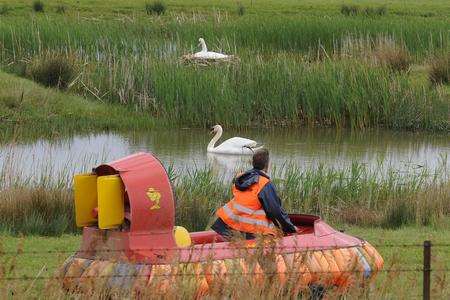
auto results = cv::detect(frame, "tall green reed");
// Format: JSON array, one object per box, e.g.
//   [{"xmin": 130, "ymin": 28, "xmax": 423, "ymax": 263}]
[
  {"xmin": 150, "ymin": 59, "xmax": 448, "ymax": 129},
  {"xmin": 2, "ymin": 14, "xmax": 447, "ymax": 56},
  {"xmin": 1, "ymin": 158, "xmax": 448, "ymax": 235}
]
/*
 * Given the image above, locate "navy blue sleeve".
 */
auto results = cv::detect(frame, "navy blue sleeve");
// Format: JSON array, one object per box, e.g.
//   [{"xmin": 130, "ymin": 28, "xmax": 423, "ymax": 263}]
[{"xmin": 258, "ymin": 182, "xmax": 297, "ymax": 234}]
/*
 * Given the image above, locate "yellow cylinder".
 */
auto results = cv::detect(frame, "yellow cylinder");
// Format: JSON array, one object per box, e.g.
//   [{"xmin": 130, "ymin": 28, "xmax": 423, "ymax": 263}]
[
  {"xmin": 97, "ymin": 175, "xmax": 125, "ymax": 229},
  {"xmin": 174, "ymin": 226, "xmax": 191, "ymax": 247},
  {"xmin": 74, "ymin": 173, "xmax": 98, "ymax": 227}
]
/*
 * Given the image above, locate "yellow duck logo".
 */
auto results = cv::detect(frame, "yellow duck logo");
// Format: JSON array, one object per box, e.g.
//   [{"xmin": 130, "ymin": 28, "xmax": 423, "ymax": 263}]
[{"xmin": 146, "ymin": 187, "xmax": 161, "ymax": 210}]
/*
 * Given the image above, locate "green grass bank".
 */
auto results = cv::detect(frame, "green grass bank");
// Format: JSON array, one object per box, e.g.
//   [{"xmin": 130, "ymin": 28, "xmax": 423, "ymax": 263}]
[{"xmin": 0, "ymin": 71, "xmax": 156, "ymax": 139}]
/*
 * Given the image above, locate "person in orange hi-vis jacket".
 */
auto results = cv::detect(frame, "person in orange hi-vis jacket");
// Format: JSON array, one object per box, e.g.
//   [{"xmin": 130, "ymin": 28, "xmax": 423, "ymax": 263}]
[{"xmin": 212, "ymin": 148, "xmax": 297, "ymax": 240}]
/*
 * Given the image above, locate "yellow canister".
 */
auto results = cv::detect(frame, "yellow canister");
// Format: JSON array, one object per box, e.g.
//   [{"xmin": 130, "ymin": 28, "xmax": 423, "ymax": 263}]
[
  {"xmin": 97, "ymin": 175, "xmax": 125, "ymax": 229},
  {"xmin": 74, "ymin": 173, "xmax": 98, "ymax": 227},
  {"xmin": 173, "ymin": 226, "xmax": 191, "ymax": 247}
]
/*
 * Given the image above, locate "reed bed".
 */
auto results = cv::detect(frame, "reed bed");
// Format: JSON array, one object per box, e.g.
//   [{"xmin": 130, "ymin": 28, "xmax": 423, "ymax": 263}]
[
  {"xmin": 150, "ymin": 59, "xmax": 448, "ymax": 129},
  {"xmin": 0, "ymin": 14, "xmax": 448, "ymax": 130},
  {"xmin": 176, "ymin": 162, "xmax": 450, "ymax": 231},
  {"xmin": 1, "ymin": 15, "xmax": 448, "ymax": 55},
  {"xmin": 1, "ymin": 158, "xmax": 448, "ymax": 235}
]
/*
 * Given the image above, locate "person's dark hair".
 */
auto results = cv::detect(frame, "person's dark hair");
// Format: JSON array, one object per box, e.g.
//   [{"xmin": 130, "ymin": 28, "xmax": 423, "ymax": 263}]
[{"xmin": 252, "ymin": 148, "xmax": 269, "ymax": 170}]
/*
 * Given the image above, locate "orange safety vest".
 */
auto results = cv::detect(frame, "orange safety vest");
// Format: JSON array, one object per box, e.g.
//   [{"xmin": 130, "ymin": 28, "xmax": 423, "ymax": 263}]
[{"xmin": 217, "ymin": 175, "xmax": 276, "ymax": 235}]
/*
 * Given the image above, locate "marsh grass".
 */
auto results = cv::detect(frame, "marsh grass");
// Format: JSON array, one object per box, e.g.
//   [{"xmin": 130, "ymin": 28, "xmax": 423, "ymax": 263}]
[
  {"xmin": 0, "ymin": 4, "xmax": 10, "ymax": 15},
  {"xmin": 341, "ymin": 5, "xmax": 387, "ymax": 17},
  {"xmin": 1, "ymin": 156, "xmax": 448, "ymax": 235},
  {"xmin": 27, "ymin": 52, "xmax": 79, "ymax": 90},
  {"xmin": 2, "ymin": 14, "xmax": 446, "ymax": 57},
  {"xmin": 153, "ymin": 58, "xmax": 447, "ymax": 129},
  {"xmin": 175, "ymin": 168, "xmax": 228, "ymax": 230},
  {"xmin": 363, "ymin": 6, "xmax": 388, "ymax": 17},
  {"xmin": 429, "ymin": 53, "xmax": 450, "ymax": 85},
  {"xmin": 32, "ymin": 1, "xmax": 44, "ymax": 13},
  {"xmin": 55, "ymin": 5, "xmax": 66, "ymax": 14},
  {"xmin": 237, "ymin": 2, "xmax": 245, "ymax": 16},
  {"xmin": 145, "ymin": 1, "xmax": 166, "ymax": 15},
  {"xmin": 0, "ymin": 15, "xmax": 447, "ymax": 130},
  {"xmin": 339, "ymin": 37, "xmax": 412, "ymax": 73},
  {"xmin": 0, "ymin": 187, "xmax": 76, "ymax": 235},
  {"xmin": 374, "ymin": 40, "xmax": 411, "ymax": 72},
  {"xmin": 340, "ymin": 181, "xmax": 450, "ymax": 228},
  {"xmin": 341, "ymin": 4, "xmax": 359, "ymax": 16}
]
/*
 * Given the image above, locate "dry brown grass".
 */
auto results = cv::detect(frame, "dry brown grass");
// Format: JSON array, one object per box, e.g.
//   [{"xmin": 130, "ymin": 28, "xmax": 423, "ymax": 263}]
[
  {"xmin": 373, "ymin": 40, "xmax": 411, "ymax": 72},
  {"xmin": 339, "ymin": 36, "xmax": 412, "ymax": 73},
  {"xmin": 428, "ymin": 53, "xmax": 450, "ymax": 85},
  {"xmin": 0, "ymin": 187, "xmax": 75, "ymax": 235},
  {"xmin": 339, "ymin": 181, "xmax": 450, "ymax": 228},
  {"xmin": 26, "ymin": 52, "xmax": 80, "ymax": 90}
]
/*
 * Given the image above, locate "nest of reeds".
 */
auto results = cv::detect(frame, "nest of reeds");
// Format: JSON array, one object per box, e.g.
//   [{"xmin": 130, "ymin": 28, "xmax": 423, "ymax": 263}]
[{"xmin": 180, "ymin": 54, "xmax": 240, "ymax": 66}]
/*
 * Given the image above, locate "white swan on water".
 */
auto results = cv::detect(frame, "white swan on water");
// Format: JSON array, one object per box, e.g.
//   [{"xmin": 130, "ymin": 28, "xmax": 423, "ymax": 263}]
[
  {"xmin": 207, "ymin": 125, "xmax": 263, "ymax": 155},
  {"xmin": 193, "ymin": 38, "xmax": 229, "ymax": 60}
]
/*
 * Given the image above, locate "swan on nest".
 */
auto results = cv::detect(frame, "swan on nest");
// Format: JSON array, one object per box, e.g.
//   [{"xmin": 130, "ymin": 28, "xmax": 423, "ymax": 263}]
[
  {"xmin": 207, "ymin": 124, "xmax": 263, "ymax": 155},
  {"xmin": 182, "ymin": 38, "xmax": 238, "ymax": 64},
  {"xmin": 193, "ymin": 38, "xmax": 229, "ymax": 59}
]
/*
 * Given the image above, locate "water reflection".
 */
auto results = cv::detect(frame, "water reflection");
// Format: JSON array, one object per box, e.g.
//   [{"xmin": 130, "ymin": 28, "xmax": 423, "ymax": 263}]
[
  {"xmin": 206, "ymin": 152, "xmax": 251, "ymax": 175},
  {"xmin": 0, "ymin": 128, "xmax": 448, "ymax": 184}
]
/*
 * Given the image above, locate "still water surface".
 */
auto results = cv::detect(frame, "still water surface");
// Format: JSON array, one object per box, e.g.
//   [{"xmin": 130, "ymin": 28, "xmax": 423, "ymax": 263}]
[{"xmin": 0, "ymin": 128, "xmax": 448, "ymax": 183}]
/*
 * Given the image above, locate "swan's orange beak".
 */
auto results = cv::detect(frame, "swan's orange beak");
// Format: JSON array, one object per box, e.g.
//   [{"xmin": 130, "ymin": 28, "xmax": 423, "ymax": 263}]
[{"xmin": 209, "ymin": 127, "xmax": 215, "ymax": 134}]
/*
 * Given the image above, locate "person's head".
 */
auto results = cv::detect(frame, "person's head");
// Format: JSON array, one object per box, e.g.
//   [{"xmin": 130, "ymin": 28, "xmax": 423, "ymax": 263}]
[{"xmin": 252, "ymin": 148, "xmax": 269, "ymax": 171}]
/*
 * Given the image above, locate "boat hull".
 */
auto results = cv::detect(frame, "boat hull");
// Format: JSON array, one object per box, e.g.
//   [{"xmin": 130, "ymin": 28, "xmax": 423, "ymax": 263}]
[{"xmin": 60, "ymin": 225, "xmax": 383, "ymax": 296}]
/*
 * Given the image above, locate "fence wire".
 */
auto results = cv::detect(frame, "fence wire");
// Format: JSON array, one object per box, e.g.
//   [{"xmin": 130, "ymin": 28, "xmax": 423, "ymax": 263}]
[
  {"xmin": 1, "ymin": 268, "xmax": 450, "ymax": 282},
  {"xmin": 0, "ymin": 243, "xmax": 449, "ymax": 256}
]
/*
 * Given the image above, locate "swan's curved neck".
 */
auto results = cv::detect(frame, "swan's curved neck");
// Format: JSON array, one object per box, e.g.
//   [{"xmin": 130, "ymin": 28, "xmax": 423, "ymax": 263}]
[
  {"xmin": 207, "ymin": 127, "xmax": 222, "ymax": 151},
  {"xmin": 200, "ymin": 40, "xmax": 208, "ymax": 52}
]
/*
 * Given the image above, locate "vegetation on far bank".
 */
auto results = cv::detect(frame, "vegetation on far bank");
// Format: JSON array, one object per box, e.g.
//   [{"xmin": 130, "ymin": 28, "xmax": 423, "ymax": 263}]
[
  {"xmin": 0, "ymin": 0, "xmax": 449, "ymax": 17},
  {"xmin": 0, "ymin": 0, "xmax": 448, "ymax": 132},
  {"xmin": 0, "ymin": 71, "xmax": 156, "ymax": 139}
]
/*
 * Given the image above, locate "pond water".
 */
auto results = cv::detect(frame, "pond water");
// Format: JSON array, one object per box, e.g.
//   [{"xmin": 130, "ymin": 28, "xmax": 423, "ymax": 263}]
[{"xmin": 0, "ymin": 128, "xmax": 448, "ymax": 184}]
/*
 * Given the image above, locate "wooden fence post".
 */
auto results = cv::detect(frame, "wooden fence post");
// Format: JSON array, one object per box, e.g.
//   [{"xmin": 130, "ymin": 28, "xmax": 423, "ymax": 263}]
[{"xmin": 423, "ymin": 240, "xmax": 431, "ymax": 300}]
